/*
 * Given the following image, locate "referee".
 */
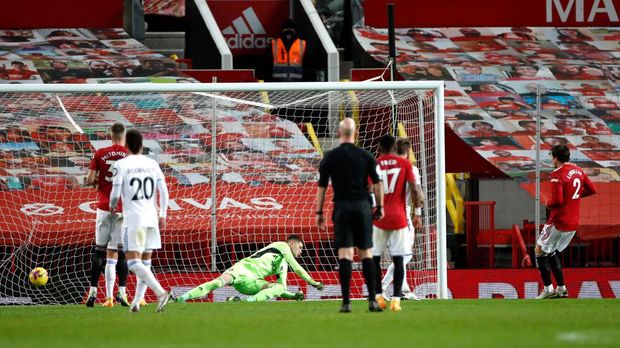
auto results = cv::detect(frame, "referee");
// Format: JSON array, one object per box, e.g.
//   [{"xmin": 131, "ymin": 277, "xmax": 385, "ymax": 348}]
[{"xmin": 315, "ymin": 118, "xmax": 385, "ymax": 313}]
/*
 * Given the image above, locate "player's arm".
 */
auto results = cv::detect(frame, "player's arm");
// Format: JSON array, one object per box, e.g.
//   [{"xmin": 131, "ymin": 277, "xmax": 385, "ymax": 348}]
[
  {"xmin": 368, "ymin": 154, "xmax": 384, "ymax": 220},
  {"xmin": 275, "ymin": 264, "xmax": 303, "ymax": 300},
  {"xmin": 315, "ymin": 155, "xmax": 329, "ymax": 230},
  {"xmin": 86, "ymin": 151, "xmax": 99, "ymax": 188},
  {"xmin": 277, "ymin": 243, "xmax": 323, "ymax": 289},
  {"xmin": 109, "ymin": 163, "xmax": 123, "ymax": 213},
  {"xmin": 546, "ymin": 174, "xmax": 563, "ymax": 208},
  {"xmin": 409, "ymin": 165, "xmax": 424, "ymax": 228},
  {"xmin": 581, "ymin": 174, "xmax": 597, "ymax": 198},
  {"xmin": 156, "ymin": 167, "xmax": 169, "ymax": 228},
  {"xmin": 86, "ymin": 169, "xmax": 98, "ymax": 188}
]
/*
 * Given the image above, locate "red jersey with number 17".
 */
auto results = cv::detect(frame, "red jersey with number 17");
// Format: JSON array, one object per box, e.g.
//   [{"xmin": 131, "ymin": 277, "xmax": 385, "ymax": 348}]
[
  {"xmin": 546, "ymin": 163, "xmax": 596, "ymax": 231},
  {"xmin": 373, "ymin": 154, "xmax": 414, "ymax": 230},
  {"xmin": 89, "ymin": 144, "xmax": 128, "ymax": 211}
]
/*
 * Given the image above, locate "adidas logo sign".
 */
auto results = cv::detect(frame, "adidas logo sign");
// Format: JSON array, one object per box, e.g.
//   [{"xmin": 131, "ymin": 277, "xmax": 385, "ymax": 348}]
[{"xmin": 222, "ymin": 7, "xmax": 272, "ymax": 49}]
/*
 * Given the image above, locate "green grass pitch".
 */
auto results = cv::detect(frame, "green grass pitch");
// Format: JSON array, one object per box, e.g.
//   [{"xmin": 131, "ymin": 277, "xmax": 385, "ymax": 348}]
[{"xmin": 1, "ymin": 299, "xmax": 619, "ymax": 348}]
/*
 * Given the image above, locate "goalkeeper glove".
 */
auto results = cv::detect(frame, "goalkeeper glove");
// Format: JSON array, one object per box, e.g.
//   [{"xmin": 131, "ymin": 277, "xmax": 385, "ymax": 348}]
[{"xmin": 294, "ymin": 291, "xmax": 305, "ymax": 301}]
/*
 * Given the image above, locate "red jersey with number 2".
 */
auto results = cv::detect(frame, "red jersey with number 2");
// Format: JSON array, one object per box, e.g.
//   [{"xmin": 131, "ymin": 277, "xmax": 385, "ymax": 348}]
[
  {"xmin": 373, "ymin": 154, "xmax": 414, "ymax": 230},
  {"xmin": 546, "ymin": 163, "xmax": 596, "ymax": 231},
  {"xmin": 89, "ymin": 144, "xmax": 128, "ymax": 211}
]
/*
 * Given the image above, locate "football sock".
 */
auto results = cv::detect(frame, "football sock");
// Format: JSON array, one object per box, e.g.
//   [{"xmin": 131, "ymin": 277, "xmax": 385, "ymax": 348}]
[
  {"xmin": 362, "ymin": 257, "xmax": 376, "ymax": 301},
  {"xmin": 88, "ymin": 287, "xmax": 97, "ymax": 297},
  {"xmin": 401, "ymin": 254, "xmax": 413, "ymax": 294},
  {"xmin": 536, "ymin": 255, "xmax": 553, "ymax": 287},
  {"xmin": 104, "ymin": 259, "xmax": 117, "ymax": 299},
  {"xmin": 381, "ymin": 262, "xmax": 394, "ymax": 291},
  {"xmin": 338, "ymin": 258, "xmax": 352, "ymax": 305},
  {"xmin": 246, "ymin": 284, "xmax": 285, "ymax": 302},
  {"xmin": 372, "ymin": 256, "xmax": 382, "ymax": 294},
  {"xmin": 135, "ymin": 259, "xmax": 151, "ymax": 302},
  {"xmin": 381, "ymin": 254, "xmax": 413, "ymax": 294},
  {"xmin": 180, "ymin": 277, "xmax": 225, "ymax": 301},
  {"xmin": 116, "ymin": 251, "xmax": 128, "ymax": 291},
  {"xmin": 89, "ymin": 248, "xmax": 106, "ymax": 288},
  {"xmin": 128, "ymin": 259, "xmax": 165, "ymax": 298},
  {"xmin": 549, "ymin": 252, "xmax": 565, "ymax": 287},
  {"xmin": 392, "ymin": 256, "xmax": 404, "ymax": 298}
]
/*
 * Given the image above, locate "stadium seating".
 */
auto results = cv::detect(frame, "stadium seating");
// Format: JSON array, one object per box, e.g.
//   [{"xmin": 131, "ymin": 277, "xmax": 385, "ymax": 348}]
[
  {"xmin": 0, "ymin": 28, "xmax": 323, "ymax": 246},
  {"xmin": 355, "ymin": 26, "xmax": 620, "ymax": 238}
]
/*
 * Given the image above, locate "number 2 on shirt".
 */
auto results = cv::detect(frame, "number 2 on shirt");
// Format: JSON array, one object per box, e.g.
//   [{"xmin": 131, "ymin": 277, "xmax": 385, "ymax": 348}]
[
  {"xmin": 377, "ymin": 167, "xmax": 401, "ymax": 194},
  {"xmin": 572, "ymin": 177, "xmax": 581, "ymax": 200}
]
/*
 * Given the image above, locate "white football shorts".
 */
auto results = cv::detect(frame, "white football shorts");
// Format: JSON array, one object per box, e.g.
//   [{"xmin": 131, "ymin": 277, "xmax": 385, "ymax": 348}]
[
  {"xmin": 537, "ymin": 224, "xmax": 575, "ymax": 254},
  {"xmin": 95, "ymin": 209, "xmax": 123, "ymax": 250},
  {"xmin": 373, "ymin": 226, "xmax": 410, "ymax": 256},
  {"xmin": 123, "ymin": 225, "xmax": 161, "ymax": 253}
]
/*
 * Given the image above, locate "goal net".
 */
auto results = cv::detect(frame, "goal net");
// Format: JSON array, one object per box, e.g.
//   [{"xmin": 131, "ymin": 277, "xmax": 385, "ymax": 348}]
[{"xmin": 0, "ymin": 81, "xmax": 446, "ymax": 305}]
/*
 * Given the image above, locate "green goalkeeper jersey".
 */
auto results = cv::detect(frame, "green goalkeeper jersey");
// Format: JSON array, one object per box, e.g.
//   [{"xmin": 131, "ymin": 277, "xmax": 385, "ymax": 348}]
[{"xmin": 236, "ymin": 242, "xmax": 318, "ymax": 287}]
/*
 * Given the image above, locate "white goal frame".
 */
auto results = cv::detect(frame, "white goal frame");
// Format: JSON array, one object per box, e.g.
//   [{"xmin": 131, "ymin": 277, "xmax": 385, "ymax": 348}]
[{"xmin": 0, "ymin": 80, "xmax": 447, "ymax": 299}]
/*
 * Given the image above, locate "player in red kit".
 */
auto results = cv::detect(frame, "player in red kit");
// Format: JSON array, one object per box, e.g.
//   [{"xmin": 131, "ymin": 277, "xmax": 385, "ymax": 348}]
[
  {"xmin": 372, "ymin": 135, "xmax": 422, "ymax": 311},
  {"xmin": 84, "ymin": 123, "xmax": 130, "ymax": 308},
  {"xmin": 536, "ymin": 145, "xmax": 596, "ymax": 299}
]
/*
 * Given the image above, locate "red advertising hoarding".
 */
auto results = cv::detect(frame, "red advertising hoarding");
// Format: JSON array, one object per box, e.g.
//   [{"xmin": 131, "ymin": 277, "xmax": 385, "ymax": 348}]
[
  {"xmin": 364, "ymin": 0, "xmax": 620, "ymax": 28},
  {"xmin": 0, "ymin": 184, "xmax": 329, "ymax": 246},
  {"xmin": 128, "ymin": 268, "xmax": 620, "ymax": 302}
]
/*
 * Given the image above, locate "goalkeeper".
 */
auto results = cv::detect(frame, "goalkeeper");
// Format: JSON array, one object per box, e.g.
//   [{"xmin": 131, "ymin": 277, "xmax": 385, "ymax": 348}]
[{"xmin": 175, "ymin": 235, "xmax": 323, "ymax": 302}]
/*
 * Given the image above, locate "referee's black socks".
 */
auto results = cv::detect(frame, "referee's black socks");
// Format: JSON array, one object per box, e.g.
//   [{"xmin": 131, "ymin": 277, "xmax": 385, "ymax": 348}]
[
  {"xmin": 361, "ymin": 257, "xmax": 376, "ymax": 301},
  {"xmin": 338, "ymin": 258, "xmax": 352, "ymax": 305},
  {"xmin": 373, "ymin": 256, "xmax": 382, "ymax": 294}
]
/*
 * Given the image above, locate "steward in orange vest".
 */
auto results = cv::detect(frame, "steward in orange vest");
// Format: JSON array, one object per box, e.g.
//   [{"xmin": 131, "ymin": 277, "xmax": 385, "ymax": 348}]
[{"xmin": 272, "ymin": 19, "xmax": 306, "ymax": 82}]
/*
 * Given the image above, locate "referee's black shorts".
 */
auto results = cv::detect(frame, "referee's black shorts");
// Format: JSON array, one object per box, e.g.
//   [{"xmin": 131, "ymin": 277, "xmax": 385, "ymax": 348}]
[{"xmin": 332, "ymin": 199, "xmax": 373, "ymax": 249}]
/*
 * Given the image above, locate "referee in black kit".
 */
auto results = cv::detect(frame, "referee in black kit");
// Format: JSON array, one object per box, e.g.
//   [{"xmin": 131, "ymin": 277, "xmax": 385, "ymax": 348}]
[{"xmin": 315, "ymin": 118, "xmax": 385, "ymax": 313}]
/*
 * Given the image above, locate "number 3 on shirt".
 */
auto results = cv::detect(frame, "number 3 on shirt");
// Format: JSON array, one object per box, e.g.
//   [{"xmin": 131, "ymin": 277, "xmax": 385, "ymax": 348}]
[
  {"xmin": 572, "ymin": 177, "xmax": 581, "ymax": 200},
  {"xmin": 377, "ymin": 166, "xmax": 401, "ymax": 194}
]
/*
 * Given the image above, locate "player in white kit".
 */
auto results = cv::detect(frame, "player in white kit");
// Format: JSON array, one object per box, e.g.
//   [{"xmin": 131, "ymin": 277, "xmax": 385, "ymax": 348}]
[{"xmin": 109, "ymin": 129, "xmax": 171, "ymax": 313}]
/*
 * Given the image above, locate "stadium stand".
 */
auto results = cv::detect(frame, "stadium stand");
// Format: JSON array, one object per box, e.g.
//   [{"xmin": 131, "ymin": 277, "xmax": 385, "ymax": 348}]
[
  {"xmin": 0, "ymin": 29, "xmax": 194, "ymax": 84},
  {"xmin": 0, "ymin": 28, "xmax": 323, "ymax": 243},
  {"xmin": 354, "ymin": 25, "xmax": 620, "ymax": 241}
]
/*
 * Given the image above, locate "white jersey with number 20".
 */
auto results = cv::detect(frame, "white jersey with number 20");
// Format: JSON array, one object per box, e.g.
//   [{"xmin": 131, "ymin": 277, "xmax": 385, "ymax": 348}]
[{"xmin": 110, "ymin": 155, "xmax": 168, "ymax": 227}]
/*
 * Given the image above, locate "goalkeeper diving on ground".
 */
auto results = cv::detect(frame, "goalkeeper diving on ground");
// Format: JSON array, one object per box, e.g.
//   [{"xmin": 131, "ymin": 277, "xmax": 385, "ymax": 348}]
[{"xmin": 174, "ymin": 235, "xmax": 323, "ymax": 302}]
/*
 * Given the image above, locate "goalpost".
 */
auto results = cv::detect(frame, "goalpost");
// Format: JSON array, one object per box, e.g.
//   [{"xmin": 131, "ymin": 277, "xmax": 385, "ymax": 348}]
[{"xmin": 0, "ymin": 81, "xmax": 446, "ymax": 304}]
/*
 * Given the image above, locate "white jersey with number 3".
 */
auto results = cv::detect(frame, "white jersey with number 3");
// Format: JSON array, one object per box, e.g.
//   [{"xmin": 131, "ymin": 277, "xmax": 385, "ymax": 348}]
[{"xmin": 110, "ymin": 155, "xmax": 168, "ymax": 227}]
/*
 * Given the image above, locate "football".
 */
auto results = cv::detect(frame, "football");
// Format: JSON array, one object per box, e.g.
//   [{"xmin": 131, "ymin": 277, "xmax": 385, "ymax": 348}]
[{"xmin": 29, "ymin": 267, "xmax": 49, "ymax": 287}]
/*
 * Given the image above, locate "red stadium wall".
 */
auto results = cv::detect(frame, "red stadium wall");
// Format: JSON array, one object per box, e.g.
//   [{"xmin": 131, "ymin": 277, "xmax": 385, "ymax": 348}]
[
  {"xmin": 0, "ymin": 185, "xmax": 323, "ymax": 246},
  {"xmin": 0, "ymin": 0, "xmax": 123, "ymax": 29},
  {"xmin": 364, "ymin": 0, "xmax": 620, "ymax": 27},
  {"xmin": 129, "ymin": 268, "xmax": 620, "ymax": 302}
]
